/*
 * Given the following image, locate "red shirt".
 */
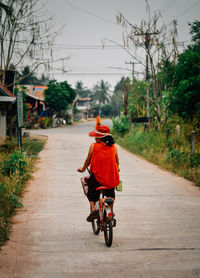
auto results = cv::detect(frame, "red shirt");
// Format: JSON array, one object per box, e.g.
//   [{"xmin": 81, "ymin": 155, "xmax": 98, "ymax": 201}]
[{"xmin": 90, "ymin": 143, "xmax": 119, "ymax": 188}]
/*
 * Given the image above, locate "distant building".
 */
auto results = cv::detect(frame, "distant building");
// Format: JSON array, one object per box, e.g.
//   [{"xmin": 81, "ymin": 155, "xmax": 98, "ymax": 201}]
[
  {"xmin": 0, "ymin": 82, "xmax": 16, "ymax": 142},
  {"xmin": 74, "ymin": 97, "xmax": 91, "ymax": 120}
]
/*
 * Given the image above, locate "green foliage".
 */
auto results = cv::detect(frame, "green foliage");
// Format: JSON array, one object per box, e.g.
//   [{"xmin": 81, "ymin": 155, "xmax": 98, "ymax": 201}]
[
  {"xmin": 0, "ymin": 182, "xmax": 23, "ymax": 242},
  {"xmin": 112, "ymin": 115, "xmax": 129, "ymax": 135},
  {"xmin": 0, "ymin": 137, "xmax": 46, "ymax": 244},
  {"xmin": 113, "ymin": 77, "xmax": 131, "ymax": 116},
  {"xmin": 114, "ymin": 117, "xmax": 200, "ymax": 186},
  {"xmin": 168, "ymin": 21, "xmax": 200, "ymax": 119},
  {"xmin": 128, "ymin": 80, "xmax": 146, "ymax": 117},
  {"xmin": 167, "ymin": 149, "xmax": 188, "ymax": 166},
  {"xmin": 110, "ymin": 92, "xmax": 122, "ymax": 117},
  {"xmin": 22, "ymin": 138, "xmax": 46, "ymax": 154},
  {"xmin": 189, "ymin": 20, "xmax": 200, "ymax": 44},
  {"xmin": 101, "ymin": 104, "xmax": 113, "ymax": 118},
  {"xmin": 45, "ymin": 80, "xmax": 76, "ymax": 113},
  {"xmin": 3, "ymin": 150, "xmax": 27, "ymax": 176}
]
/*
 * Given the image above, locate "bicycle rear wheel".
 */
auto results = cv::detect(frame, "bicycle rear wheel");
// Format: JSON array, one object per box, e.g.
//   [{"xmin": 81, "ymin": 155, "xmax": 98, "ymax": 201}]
[
  {"xmin": 90, "ymin": 206, "xmax": 100, "ymax": 235},
  {"xmin": 104, "ymin": 215, "xmax": 113, "ymax": 247}
]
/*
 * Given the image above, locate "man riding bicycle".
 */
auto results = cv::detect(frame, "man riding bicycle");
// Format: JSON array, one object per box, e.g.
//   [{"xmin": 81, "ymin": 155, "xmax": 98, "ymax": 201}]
[{"xmin": 77, "ymin": 125, "xmax": 120, "ymax": 222}]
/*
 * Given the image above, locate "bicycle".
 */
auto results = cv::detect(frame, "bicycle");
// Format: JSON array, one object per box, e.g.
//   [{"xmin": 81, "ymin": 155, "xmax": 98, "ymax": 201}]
[{"xmin": 90, "ymin": 186, "xmax": 116, "ymax": 247}]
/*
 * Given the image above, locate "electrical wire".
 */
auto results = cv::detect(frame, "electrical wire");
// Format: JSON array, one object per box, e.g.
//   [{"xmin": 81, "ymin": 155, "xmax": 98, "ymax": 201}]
[
  {"xmin": 162, "ymin": 0, "xmax": 177, "ymax": 12},
  {"xmin": 175, "ymin": 0, "xmax": 200, "ymax": 19},
  {"xmin": 64, "ymin": 0, "xmax": 116, "ymax": 25},
  {"xmin": 52, "ymin": 72, "xmax": 132, "ymax": 76}
]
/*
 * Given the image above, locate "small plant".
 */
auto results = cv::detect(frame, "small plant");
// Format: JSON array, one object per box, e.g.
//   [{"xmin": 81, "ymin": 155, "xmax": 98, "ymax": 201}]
[{"xmin": 38, "ymin": 117, "xmax": 53, "ymax": 128}]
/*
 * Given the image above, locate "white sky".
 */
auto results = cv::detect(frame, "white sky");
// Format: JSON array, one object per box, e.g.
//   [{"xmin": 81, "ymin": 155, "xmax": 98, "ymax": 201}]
[{"xmin": 41, "ymin": 0, "xmax": 200, "ymax": 90}]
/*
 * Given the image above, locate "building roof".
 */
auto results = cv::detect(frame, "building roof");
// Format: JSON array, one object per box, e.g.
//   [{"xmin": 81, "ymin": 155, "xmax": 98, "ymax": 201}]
[
  {"xmin": 0, "ymin": 82, "xmax": 16, "ymax": 98},
  {"xmin": 26, "ymin": 93, "xmax": 45, "ymax": 102},
  {"xmin": 17, "ymin": 85, "xmax": 47, "ymax": 100},
  {"xmin": 76, "ymin": 97, "xmax": 91, "ymax": 101},
  {"xmin": 0, "ymin": 96, "xmax": 16, "ymax": 103}
]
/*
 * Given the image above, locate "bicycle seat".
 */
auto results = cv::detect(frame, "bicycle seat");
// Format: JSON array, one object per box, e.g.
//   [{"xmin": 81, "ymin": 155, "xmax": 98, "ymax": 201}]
[{"xmin": 96, "ymin": 186, "xmax": 110, "ymax": 191}]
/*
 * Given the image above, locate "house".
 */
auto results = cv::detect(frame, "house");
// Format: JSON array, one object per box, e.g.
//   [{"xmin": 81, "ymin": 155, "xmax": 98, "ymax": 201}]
[
  {"xmin": 74, "ymin": 97, "xmax": 91, "ymax": 120},
  {"xmin": 17, "ymin": 85, "xmax": 48, "ymax": 120},
  {"xmin": 0, "ymin": 82, "xmax": 16, "ymax": 143}
]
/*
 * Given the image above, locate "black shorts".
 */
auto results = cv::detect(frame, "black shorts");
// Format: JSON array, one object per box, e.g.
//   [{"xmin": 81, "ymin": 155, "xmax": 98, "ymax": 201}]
[{"xmin": 87, "ymin": 174, "xmax": 115, "ymax": 203}]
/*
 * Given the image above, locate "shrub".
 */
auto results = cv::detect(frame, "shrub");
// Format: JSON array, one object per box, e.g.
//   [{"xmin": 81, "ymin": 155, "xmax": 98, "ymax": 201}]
[{"xmin": 112, "ymin": 115, "xmax": 129, "ymax": 135}]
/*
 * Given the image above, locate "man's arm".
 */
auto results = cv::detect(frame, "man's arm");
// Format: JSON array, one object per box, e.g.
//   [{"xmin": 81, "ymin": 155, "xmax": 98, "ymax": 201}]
[{"xmin": 77, "ymin": 143, "xmax": 94, "ymax": 172}]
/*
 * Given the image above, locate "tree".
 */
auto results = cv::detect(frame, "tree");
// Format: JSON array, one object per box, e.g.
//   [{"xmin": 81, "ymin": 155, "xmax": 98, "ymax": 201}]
[
  {"xmin": 92, "ymin": 80, "xmax": 110, "ymax": 115},
  {"xmin": 75, "ymin": 81, "xmax": 91, "ymax": 98},
  {"xmin": 45, "ymin": 80, "xmax": 76, "ymax": 114},
  {"xmin": 101, "ymin": 104, "xmax": 113, "ymax": 118},
  {"xmin": 128, "ymin": 80, "xmax": 146, "ymax": 118},
  {"xmin": 115, "ymin": 0, "xmax": 178, "ymax": 124},
  {"xmin": 39, "ymin": 74, "xmax": 50, "ymax": 86},
  {"xmin": 17, "ymin": 66, "xmax": 50, "ymax": 85},
  {"xmin": 112, "ymin": 77, "xmax": 130, "ymax": 116},
  {"xmin": 169, "ymin": 21, "xmax": 200, "ymax": 119},
  {"xmin": 0, "ymin": 0, "xmax": 64, "ymax": 86},
  {"xmin": 18, "ymin": 66, "xmax": 38, "ymax": 85}
]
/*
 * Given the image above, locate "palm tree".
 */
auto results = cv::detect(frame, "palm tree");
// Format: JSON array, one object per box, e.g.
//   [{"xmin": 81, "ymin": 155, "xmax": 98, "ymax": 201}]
[
  {"xmin": 93, "ymin": 80, "xmax": 110, "ymax": 115},
  {"xmin": 75, "ymin": 81, "xmax": 91, "ymax": 98}
]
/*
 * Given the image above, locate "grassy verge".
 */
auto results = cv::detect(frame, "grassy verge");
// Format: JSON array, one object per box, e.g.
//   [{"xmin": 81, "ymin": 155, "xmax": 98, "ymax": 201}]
[
  {"xmin": 0, "ymin": 136, "xmax": 46, "ymax": 244},
  {"xmin": 113, "ymin": 126, "xmax": 200, "ymax": 186}
]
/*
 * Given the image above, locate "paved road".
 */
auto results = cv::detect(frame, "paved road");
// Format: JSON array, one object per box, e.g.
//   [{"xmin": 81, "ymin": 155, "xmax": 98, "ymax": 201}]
[{"xmin": 0, "ymin": 120, "xmax": 200, "ymax": 278}]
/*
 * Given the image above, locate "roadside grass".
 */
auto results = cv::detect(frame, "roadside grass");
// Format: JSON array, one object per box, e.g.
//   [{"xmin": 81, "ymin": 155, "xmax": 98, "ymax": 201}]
[
  {"xmin": 0, "ymin": 136, "xmax": 46, "ymax": 245},
  {"xmin": 113, "ymin": 125, "xmax": 200, "ymax": 186}
]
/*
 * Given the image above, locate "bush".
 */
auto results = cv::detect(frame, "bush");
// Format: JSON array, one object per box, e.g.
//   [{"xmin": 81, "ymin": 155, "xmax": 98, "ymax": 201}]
[{"xmin": 112, "ymin": 115, "xmax": 129, "ymax": 135}]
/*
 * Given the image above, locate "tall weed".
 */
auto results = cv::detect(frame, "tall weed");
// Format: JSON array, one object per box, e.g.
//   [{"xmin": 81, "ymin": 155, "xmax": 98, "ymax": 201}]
[{"xmin": 113, "ymin": 117, "xmax": 200, "ymax": 186}]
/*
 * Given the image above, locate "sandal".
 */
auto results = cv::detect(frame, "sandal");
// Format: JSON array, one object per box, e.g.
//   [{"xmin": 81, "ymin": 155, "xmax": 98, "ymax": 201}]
[{"xmin": 86, "ymin": 210, "xmax": 99, "ymax": 222}]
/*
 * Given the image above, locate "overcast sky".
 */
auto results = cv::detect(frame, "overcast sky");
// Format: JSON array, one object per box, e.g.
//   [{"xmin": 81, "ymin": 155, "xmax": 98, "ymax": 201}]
[{"xmin": 42, "ymin": 0, "xmax": 200, "ymax": 90}]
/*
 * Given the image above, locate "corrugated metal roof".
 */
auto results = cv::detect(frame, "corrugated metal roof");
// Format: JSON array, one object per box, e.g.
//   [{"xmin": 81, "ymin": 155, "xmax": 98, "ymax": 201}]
[{"xmin": 26, "ymin": 93, "xmax": 45, "ymax": 101}]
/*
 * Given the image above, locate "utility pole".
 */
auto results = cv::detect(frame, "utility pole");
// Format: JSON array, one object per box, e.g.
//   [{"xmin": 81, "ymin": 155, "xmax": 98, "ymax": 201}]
[
  {"xmin": 125, "ymin": 61, "xmax": 135, "ymax": 82},
  {"xmin": 125, "ymin": 61, "xmax": 139, "ymax": 131},
  {"xmin": 135, "ymin": 31, "xmax": 159, "ymax": 120}
]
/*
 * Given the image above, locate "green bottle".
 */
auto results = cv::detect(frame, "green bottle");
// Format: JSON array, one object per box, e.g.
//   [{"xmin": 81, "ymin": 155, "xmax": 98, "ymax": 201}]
[{"xmin": 116, "ymin": 180, "xmax": 122, "ymax": 192}]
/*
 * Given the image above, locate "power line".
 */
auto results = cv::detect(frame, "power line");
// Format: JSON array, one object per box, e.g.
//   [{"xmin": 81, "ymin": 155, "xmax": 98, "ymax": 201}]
[
  {"xmin": 52, "ymin": 41, "xmax": 188, "ymax": 49},
  {"xmin": 53, "ymin": 72, "xmax": 132, "ymax": 76},
  {"xmin": 64, "ymin": 0, "xmax": 116, "ymax": 25},
  {"xmin": 175, "ymin": 0, "xmax": 200, "ymax": 19},
  {"xmin": 162, "ymin": 0, "xmax": 177, "ymax": 12}
]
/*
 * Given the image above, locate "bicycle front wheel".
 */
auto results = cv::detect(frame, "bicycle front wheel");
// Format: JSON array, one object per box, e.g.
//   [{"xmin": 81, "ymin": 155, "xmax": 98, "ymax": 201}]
[{"xmin": 104, "ymin": 217, "xmax": 113, "ymax": 247}]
